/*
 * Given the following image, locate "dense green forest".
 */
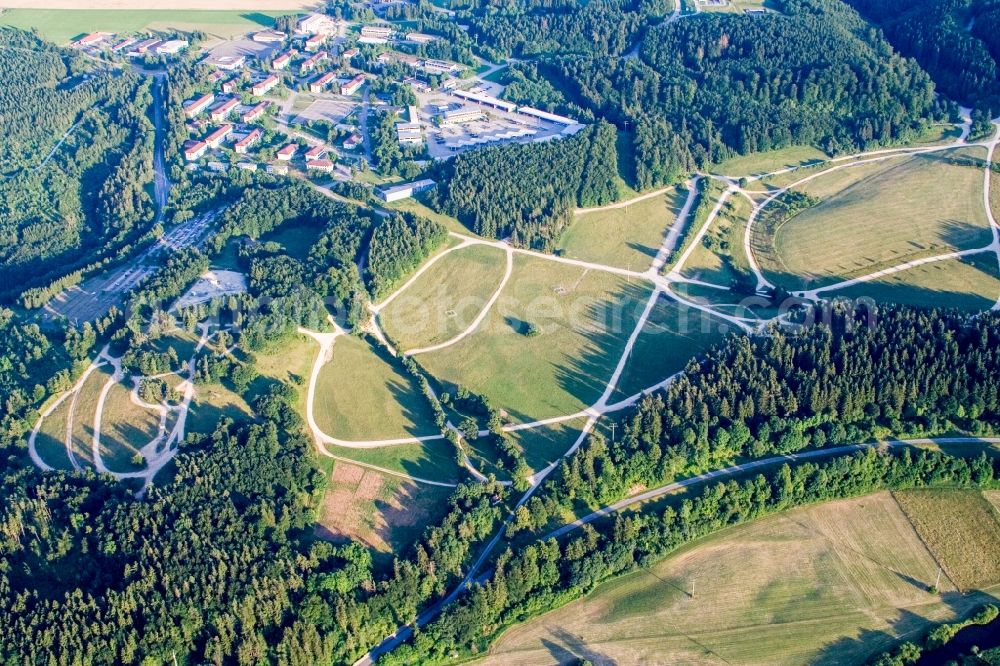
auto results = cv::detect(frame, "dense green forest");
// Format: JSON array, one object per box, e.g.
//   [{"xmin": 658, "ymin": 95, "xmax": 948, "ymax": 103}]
[
  {"xmin": 550, "ymin": 0, "xmax": 940, "ymax": 187},
  {"xmin": 0, "ymin": 29, "xmax": 156, "ymax": 301},
  {"xmin": 845, "ymin": 0, "xmax": 1000, "ymax": 110},
  {"xmin": 387, "ymin": 448, "xmax": 999, "ymax": 663},
  {"xmin": 430, "ymin": 122, "xmax": 619, "ymax": 247}
]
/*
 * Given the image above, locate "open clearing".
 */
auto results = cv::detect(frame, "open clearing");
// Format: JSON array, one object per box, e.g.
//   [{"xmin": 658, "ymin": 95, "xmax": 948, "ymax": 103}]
[
  {"xmin": 712, "ymin": 144, "xmax": 827, "ymax": 177},
  {"xmin": 509, "ymin": 417, "xmax": 590, "ymax": 473},
  {"xmin": 186, "ymin": 382, "xmax": 253, "ymax": 435},
  {"xmin": 380, "ymin": 244, "xmax": 509, "ymax": 352},
  {"xmin": 316, "ymin": 461, "xmax": 453, "ymax": 567},
  {"xmin": 757, "ymin": 147, "xmax": 993, "ymax": 291},
  {"xmin": 558, "ymin": 188, "xmax": 682, "ymax": 270},
  {"xmin": 419, "ymin": 255, "xmax": 652, "ymax": 424},
  {"xmin": 33, "ymin": 394, "xmax": 74, "ymax": 472},
  {"xmin": 823, "ymin": 253, "xmax": 1000, "ymax": 310},
  {"xmin": 325, "ymin": 439, "xmax": 462, "ymax": 484},
  {"xmin": 479, "ymin": 492, "xmax": 999, "ymax": 666},
  {"xmin": 98, "ymin": 380, "xmax": 160, "ymax": 473},
  {"xmin": 679, "ymin": 190, "xmax": 754, "ymax": 286},
  {"xmin": 68, "ymin": 365, "xmax": 114, "ymax": 470},
  {"xmin": 314, "ymin": 333, "xmax": 439, "ymax": 441},
  {"xmin": 610, "ymin": 294, "xmax": 731, "ymax": 401},
  {"xmin": 893, "ymin": 489, "xmax": 1000, "ymax": 591},
  {"xmin": 0, "ymin": 8, "xmax": 284, "ymax": 44}
]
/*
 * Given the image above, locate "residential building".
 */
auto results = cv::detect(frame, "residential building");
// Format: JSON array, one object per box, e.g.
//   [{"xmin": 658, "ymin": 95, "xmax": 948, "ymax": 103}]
[
  {"xmin": 267, "ymin": 162, "xmax": 290, "ymax": 175},
  {"xmin": 300, "ymin": 51, "xmax": 327, "ymax": 74},
  {"xmin": 252, "ymin": 74, "xmax": 279, "ymax": 96},
  {"xmin": 131, "ymin": 38, "xmax": 162, "ymax": 55},
  {"xmin": 210, "ymin": 98, "xmax": 239, "ymax": 122},
  {"xmin": 377, "ymin": 179, "xmax": 435, "ymax": 202},
  {"xmin": 422, "ymin": 58, "xmax": 462, "ymax": 75},
  {"xmin": 340, "ymin": 74, "xmax": 366, "ymax": 96},
  {"xmin": 237, "ymin": 162, "xmax": 258, "ymax": 171},
  {"xmin": 396, "ymin": 122, "xmax": 422, "ymax": 145},
  {"xmin": 272, "ymin": 51, "xmax": 293, "ymax": 70},
  {"xmin": 304, "ymin": 34, "xmax": 325, "ymax": 52},
  {"xmin": 441, "ymin": 107, "xmax": 484, "ymax": 124},
  {"xmin": 206, "ymin": 54, "xmax": 246, "ymax": 71},
  {"xmin": 406, "ymin": 32, "xmax": 437, "ymax": 44},
  {"xmin": 207, "ymin": 161, "xmax": 227, "ymax": 172},
  {"xmin": 253, "ymin": 29, "xmax": 287, "ymax": 43},
  {"xmin": 277, "ymin": 144, "xmax": 297, "ymax": 160},
  {"xmin": 221, "ymin": 77, "xmax": 239, "ymax": 94},
  {"xmin": 74, "ymin": 32, "xmax": 107, "ymax": 47},
  {"xmin": 343, "ymin": 133, "xmax": 363, "ymax": 150},
  {"xmin": 241, "ymin": 102, "xmax": 269, "ymax": 123},
  {"xmin": 297, "ymin": 13, "xmax": 339, "ymax": 36},
  {"xmin": 360, "ymin": 25, "xmax": 394, "ymax": 40},
  {"xmin": 234, "ymin": 128, "xmax": 263, "ymax": 154},
  {"xmin": 155, "ymin": 39, "xmax": 188, "ymax": 55},
  {"xmin": 341, "ymin": 47, "xmax": 359, "ymax": 61},
  {"xmin": 112, "ymin": 37, "xmax": 137, "ymax": 52},
  {"xmin": 184, "ymin": 93, "xmax": 215, "ymax": 118},
  {"xmin": 306, "ymin": 158, "xmax": 334, "ymax": 173},
  {"xmin": 184, "ymin": 140, "xmax": 207, "ymax": 161},
  {"xmin": 204, "ymin": 124, "xmax": 233, "ymax": 149},
  {"xmin": 309, "ymin": 71, "xmax": 336, "ymax": 93},
  {"xmin": 305, "ymin": 145, "xmax": 325, "ymax": 161}
]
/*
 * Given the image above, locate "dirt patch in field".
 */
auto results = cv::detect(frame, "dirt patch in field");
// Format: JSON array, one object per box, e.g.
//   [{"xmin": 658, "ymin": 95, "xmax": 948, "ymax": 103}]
[{"xmin": 316, "ymin": 462, "xmax": 452, "ymax": 565}]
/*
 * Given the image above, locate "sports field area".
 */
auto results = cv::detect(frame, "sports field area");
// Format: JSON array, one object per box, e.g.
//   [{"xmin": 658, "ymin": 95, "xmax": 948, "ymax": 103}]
[
  {"xmin": 479, "ymin": 491, "xmax": 1000, "ymax": 665},
  {"xmin": 0, "ymin": 8, "xmax": 285, "ymax": 44},
  {"xmin": 755, "ymin": 147, "xmax": 993, "ymax": 291}
]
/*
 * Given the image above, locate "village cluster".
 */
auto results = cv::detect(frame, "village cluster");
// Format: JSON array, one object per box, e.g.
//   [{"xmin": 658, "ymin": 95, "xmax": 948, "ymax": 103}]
[{"xmin": 71, "ymin": 11, "xmax": 585, "ymax": 202}]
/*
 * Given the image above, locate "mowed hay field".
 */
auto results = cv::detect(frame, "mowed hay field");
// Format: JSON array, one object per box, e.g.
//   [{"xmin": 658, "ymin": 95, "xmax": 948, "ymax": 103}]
[
  {"xmin": 380, "ymin": 244, "xmax": 508, "ymax": 352},
  {"xmin": 893, "ymin": 489, "xmax": 1000, "ymax": 591},
  {"xmin": 315, "ymin": 461, "xmax": 453, "ymax": 567},
  {"xmin": 34, "ymin": 393, "xmax": 74, "ymax": 471},
  {"xmin": 609, "ymin": 294, "xmax": 731, "ymax": 402},
  {"xmin": 419, "ymin": 255, "xmax": 652, "ymax": 424},
  {"xmin": 97, "ymin": 379, "xmax": 159, "ymax": 473},
  {"xmin": 558, "ymin": 188, "xmax": 682, "ymax": 271},
  {"xmin": 478, "ymin": 492, "xmax": 1000, "ymax": 666},
  {"xmin": 711, "ymin": 144, "xmax": 827, "ymax": 177},
  {"xmin": 0, "ymin": 8, "xmax": 285, "ymax": 44},
  {"xmin": 823, "ymin": 252, "xmax": 1000, "ymax": 311},
  {"xmin": 758, "ymin": 147, "xmax": 993, "ymax": 291},
  {"xmin": 313, "ymin": 334, "xmax": 439, "ymax": 441}
]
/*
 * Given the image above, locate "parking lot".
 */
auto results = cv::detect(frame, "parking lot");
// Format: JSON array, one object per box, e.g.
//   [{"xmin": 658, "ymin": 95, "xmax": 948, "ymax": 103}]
[{"xmin": 293, "ymin": 97, "xmax": 359, "ymax": 125}]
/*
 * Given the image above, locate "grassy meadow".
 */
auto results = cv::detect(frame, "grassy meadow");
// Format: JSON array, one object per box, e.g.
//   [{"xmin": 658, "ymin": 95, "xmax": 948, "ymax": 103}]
[{"xmin": 478, "ymin": 492, "xmax": 1000, "ymax": 666}]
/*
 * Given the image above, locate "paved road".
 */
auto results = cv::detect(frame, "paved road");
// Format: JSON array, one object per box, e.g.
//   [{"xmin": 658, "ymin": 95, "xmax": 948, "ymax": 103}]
[
  {"xmin": 547, "ymin": 437, "xmax": 1000, "ymax": 539},
  {"xmin": 150, "ymin": 73, "xmax": 171, "ymax": 220}
]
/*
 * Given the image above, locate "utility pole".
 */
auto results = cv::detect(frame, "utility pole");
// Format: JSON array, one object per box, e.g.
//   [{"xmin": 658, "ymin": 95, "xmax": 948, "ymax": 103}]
[
  {"xmin": 935, "ymin": 567, "xmax": 942, "ymax": 590},
  {"xmin": 608, "ymin": 422, "xmax": 617, "ymax": 442}
]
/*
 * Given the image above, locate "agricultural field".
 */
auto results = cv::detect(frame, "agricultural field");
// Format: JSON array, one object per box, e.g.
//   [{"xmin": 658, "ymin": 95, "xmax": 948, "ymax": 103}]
[
  {"xmin": 557, "ymin": 188, "xmax": 682, "ymax": 270},
  {"xmin": 418, "ymin": 255, "xmax": 653, "ymax": 424},
  {"xmin": 380, "ymin": 244, "xmax": 509, "ymax": 351},
  {"xmin": 313, "ymin": 333, "xmax": 440, "ymax": 441},
  {"xmin": 479, "ymin": 492, "xmax": 999, "ymax": 666},
  {"xmin": 756, "ymin": 147, "xmax": 993, "ymax": 291},
  {"xmin": 315, "ymin": 461, "xmax": 453, "ymax": 567},
  {"xmin": 0, "ymin": 8, "xmax": 284, "ymax": 44},
  {"xmin": 823, "ymin": 253, "xmax": 1000, "ymax": 311},
  {"xmin": 893, "ymin": 489, "xmax": 1000, "ymax": 591}
]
